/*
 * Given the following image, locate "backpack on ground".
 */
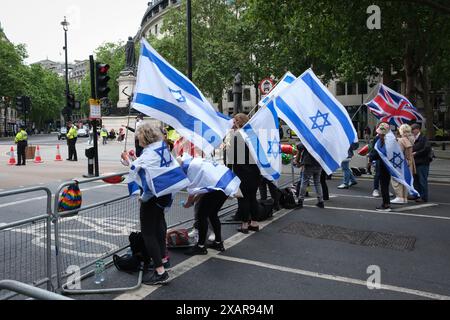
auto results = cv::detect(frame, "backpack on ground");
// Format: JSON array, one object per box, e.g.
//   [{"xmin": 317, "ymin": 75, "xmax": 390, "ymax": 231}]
[
  {"xmin": 279, "ymin": 188, "xmax": 297, "ymax": 209},
  {"xmin": 166, "ymin": 229, "xmax": 193, "ymax": 248},
  {"xmin": 113, "ymin": 231, "xmax": 150, "ymax": 273},
  {"xmin": 254, "ymin": 199, "xmax": 274, "ymax": 222}
]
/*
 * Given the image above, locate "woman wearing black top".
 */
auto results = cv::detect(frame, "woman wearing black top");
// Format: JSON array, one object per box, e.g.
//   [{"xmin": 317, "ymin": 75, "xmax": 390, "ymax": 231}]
[{"xmin": 225, "ymin": 114, "xmax": 262, "ymax": 234}]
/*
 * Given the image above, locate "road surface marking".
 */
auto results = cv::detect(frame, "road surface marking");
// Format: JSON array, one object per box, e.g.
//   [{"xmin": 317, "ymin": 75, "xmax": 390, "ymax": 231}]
[
  {"xmin": 392, "ymin": 203, "xmax": 438, "ymax": 212},
  {"xmin": 303, "ymin": 205, "xmax": 450, "ymax": 221},
  {"xmin": 0, "ymin": 184, "xmax": 122, "ymax": 210},
  {"xmin": 114, "ymin": 208, "xmax": 296, "ymax": 300},
  {"xmin": 212, "ymin": 255, "xmax": 450, "ymax": 300}
]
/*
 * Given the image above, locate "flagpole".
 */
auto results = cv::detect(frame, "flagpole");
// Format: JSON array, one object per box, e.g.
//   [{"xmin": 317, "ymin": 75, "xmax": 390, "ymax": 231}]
[
  {"xmin": 351, "ymin": 83, "xmax": 380, "ymax": 121},
  {"xmin": 122, "ymin": 86, "xmax": 132, "ymax": 153}
]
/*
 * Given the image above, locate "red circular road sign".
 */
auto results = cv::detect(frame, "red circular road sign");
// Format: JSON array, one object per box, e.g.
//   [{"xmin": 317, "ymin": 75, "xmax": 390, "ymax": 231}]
[{"xmin": 259, "ymin": 78, "xmax": 275, "ymax": 95}]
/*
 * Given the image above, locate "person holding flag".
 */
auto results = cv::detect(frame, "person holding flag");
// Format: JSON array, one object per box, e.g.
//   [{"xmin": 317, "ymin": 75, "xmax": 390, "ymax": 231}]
[
  {"xmin": 180, "ymin": 154, "xmax": 241, "ymax": 255},
  {"xmin": 369, "ymin": 122, "xmax": 419, "ymax": 212},
  {"xmin": 121, "ymin": 122, "xmax": 190, "ymax": 285}
]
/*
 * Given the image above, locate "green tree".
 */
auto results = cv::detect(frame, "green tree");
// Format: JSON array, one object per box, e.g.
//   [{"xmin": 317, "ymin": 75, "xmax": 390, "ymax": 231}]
[
  {"xmin": 25, "ymin": 64, "xmax": 65, "ymax": 129},
  {"xmin": 0, "ymin": 40, "xmax": 28, "ymax": 98}
]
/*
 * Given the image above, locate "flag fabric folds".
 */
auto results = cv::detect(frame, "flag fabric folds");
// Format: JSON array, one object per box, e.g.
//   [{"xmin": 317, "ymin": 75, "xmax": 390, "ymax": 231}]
[
  {"xmin": 374, "ymin": 131, "xmax": 419, "ymax": 198},
  {"xmin": 180, "ymin": 154, "xmax": 241, "ymax": 196},
  {"xmin": 240, "ymin": 100, "xmax": 281, "ymax": 181},
  {"xmin": 366, "ymin": 84, "xmax": 424, "ymax": 127},
  {"xmin": 275, "ymin": 69, "xmax": 358, "ymax": 175},
  {"xmin": 132, "ymin": 39, "xmax": 232, "ymax": 155},
  {"xmin": 127, "ymin": 141, "xmax": 190, "ymax": 200},
  {"xmin": 258, "ymin": 72, "xmax": 297, "ymax": 107}
]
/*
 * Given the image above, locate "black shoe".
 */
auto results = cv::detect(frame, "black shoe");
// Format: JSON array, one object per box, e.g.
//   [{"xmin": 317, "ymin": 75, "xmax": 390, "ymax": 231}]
[
  {"xmin": 316, "ymin": 202, "xmax": 325, "ymax": 209},
  {"xmin": 208, "ymin": 241, "xmax": 225, "ymax": 252},
  {"xmin": 184, "ymin": 245, "xmax": 208, "ymax": 256},
  {"xmin": 248, "ymin": 225, "xmax": 260, "ymax": 232},
  {"xmin": 147, "ymin": 259, "xmax": 171, "ymax": 271},
  {"xmin": 375, "ymin": 206, "xmax": 392, "ymax": 212},
  {"xmin": 296, "ymin": 200, "xmax": 303, "ymax": 209},
  {"xmin": 142, "ymin": 271, "xmax": 169, "ymax": 285},
  {"xmin": 15, "ymin": 164, "xmax": 22, "ymax": 166},
  {"xmin": 237, "ymin": 228, "xmax": 249, "ymax": 234}
]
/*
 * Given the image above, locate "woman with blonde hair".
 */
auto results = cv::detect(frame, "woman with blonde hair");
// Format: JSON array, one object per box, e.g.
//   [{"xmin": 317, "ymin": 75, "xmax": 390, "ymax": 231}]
[
  {"xmin": 391, "ymin": 124, "xmax": 416, "ymax": 204},
  {"xmin": 121, "ymin": 122, "xmax": 189, "ymax": 285}
]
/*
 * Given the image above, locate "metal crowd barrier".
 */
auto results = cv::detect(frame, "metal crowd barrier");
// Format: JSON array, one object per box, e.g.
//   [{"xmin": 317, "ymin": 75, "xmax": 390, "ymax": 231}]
[
  {"xmin": 1, "ymin": 168, "xmax": 299, "ymax": 299},
  {"xmin": 0, "ymin": 187, "xmax": 53, "ymax": 300},
  {"xmin": 0, "ymin": 280, "xmax": 72, "ymax": 300}
]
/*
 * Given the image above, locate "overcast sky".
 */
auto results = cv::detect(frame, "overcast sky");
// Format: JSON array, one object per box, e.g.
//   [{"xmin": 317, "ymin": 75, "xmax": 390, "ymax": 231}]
[{"xmin": 0, "ymin": 0, "xmax": 149, "ymax": 64}]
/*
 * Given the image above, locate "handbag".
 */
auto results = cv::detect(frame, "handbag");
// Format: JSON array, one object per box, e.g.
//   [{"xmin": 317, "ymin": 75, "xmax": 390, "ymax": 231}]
[{"xmin": 58, "ymin": 182, "xmax": 82, "ymax": 216}]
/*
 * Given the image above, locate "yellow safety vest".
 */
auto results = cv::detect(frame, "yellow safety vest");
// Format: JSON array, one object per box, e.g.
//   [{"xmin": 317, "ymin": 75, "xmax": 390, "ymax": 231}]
[
  {"xmin": 67, "ymin": 126, "xmax": 78, "ymax": 140},
  {"xmin": 100, "ymin": 129, "xmax": 108, "ymax": 137},
  {"xmin": 15, "ymin": 130, "xmax": 28, "ymax": 144}
]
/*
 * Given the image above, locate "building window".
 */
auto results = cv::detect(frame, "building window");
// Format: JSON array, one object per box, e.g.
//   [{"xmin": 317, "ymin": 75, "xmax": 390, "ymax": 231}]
[
  {"xmin": 227, "ymin": 90, "xmax": 234, "ymax": 102},
  {"xmin": 243, "ymin": 88, "xmax": 251, "ymax": 101},
  {"xmin": 358, "ymin": 81, "xmax": 368, "ymax": 95},
  {"xmin": 336, "ymin": 82, "xmax": 345, "ymax": 96},
  {"xmin": 347, "ymin": 82, "xmax": 356, "ymax": 95},
  {"xmin": 154, "ymin": 24, "xmax": 158, "ymax": 35}
]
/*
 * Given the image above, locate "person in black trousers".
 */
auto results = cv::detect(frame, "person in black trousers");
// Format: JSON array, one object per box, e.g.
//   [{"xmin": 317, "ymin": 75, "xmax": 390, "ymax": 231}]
[
  {"xmin": 227, "ymin": 114, "xmax": 261, "ymax": 234},
  {"xmin": 259, "ymin": 178, "xmax": 282, "ymax": 210},
  {"xmin": 369, "ymin": 122, "xmax": 392, "ymax": 212},
  {"xmin": 411, "ymin": 123, "xmax": 431, "ymax": 202}
]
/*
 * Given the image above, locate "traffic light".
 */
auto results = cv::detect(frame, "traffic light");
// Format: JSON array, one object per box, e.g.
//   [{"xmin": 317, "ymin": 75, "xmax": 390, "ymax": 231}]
[
  {"xmin": 23, "ymin": 96, "xmax": 31, "ymax": 114},
  {"xmin": 67, "ymin": 93, "xmax": 75, "ymax": 109},
  {"xmin": 96, "ymin": 63, "xmax": 111, "ymax": 99},
  {"xmin": 16, "ymin": 96, "xmax": 24, "ymax": 113}
]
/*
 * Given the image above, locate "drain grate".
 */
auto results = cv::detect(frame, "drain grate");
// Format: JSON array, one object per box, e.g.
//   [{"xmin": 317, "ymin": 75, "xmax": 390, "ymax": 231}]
[{"xmin": 280, "ymin": 222, "xmax": 416, "ymax": 251}]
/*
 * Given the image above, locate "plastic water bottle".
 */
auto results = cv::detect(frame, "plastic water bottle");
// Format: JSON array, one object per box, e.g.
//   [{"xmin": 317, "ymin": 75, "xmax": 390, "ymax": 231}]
[{"xmin": 94, "ymin": 260, "xmax": 105, "ymax": 284}]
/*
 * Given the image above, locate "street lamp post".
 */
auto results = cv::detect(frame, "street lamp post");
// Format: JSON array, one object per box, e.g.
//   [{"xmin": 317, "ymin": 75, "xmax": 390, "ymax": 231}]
[{"xmin": 61, "ymin": 17, "xmax": 70, "ymax": 122}]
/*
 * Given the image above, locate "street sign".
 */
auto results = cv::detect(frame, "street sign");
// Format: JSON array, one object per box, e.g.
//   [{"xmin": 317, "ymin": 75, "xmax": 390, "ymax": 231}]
[
  {"xmin": 259, "ymin": 78, "xmax": 275, "ymax": 95},
  {"xmin": 89, "ymin": 99, "xmax": 101, "ymax": 120}
]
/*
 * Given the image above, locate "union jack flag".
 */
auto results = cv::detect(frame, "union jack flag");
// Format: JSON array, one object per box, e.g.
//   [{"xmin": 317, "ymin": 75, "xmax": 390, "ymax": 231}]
[{"xmin": 366, "ymin": 84, "xmax": 424, "ymax": 127}]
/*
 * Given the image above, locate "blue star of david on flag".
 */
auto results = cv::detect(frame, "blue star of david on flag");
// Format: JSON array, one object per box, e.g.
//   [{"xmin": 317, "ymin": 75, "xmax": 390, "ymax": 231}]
[
  {"xmin": 168, "ymin": 88, "xmax": 186, "ymax": 103},
  {"xmin": 268, "ymin": 139, "xmax": 281, "ymax": 159},
  {"xmin": 154, "ymin": 142, "xmax": 173, "ymax": 167},
  {"xmin": 390, "ymin": 152, "xmax": 404, "ymax": 169},
  {"xmin": 310, "ymin": 110, "xmax": 332, "ymax": 133}
]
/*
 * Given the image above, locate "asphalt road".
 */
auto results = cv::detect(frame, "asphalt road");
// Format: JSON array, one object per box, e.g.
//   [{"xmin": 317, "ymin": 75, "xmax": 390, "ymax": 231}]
[{"xmin": 1, "ymin": 134, "xmax": 450, "ymax": 301}]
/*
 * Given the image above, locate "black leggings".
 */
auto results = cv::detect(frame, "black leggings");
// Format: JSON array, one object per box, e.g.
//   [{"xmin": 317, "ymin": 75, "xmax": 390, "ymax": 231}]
[
  {"xmin": 140, "ymin": 197, "xmax": 169, "ymax": 269},
  {"xmin": 320, "ymin": 170, "xmax": 329, "ymax": 201},
  {"xmin": 196, "ymin": 191, "xmax": 228, "ymax": 245},
  {"xmin": 379, "ymin": 162, "xmax": 391, "ymax": 207}
]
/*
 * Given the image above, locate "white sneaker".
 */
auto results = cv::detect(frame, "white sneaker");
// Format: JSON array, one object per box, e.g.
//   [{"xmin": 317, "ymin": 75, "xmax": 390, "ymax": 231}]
[
  {"xmin": 391, "ymin": 197, "xmax": 407, "ymax": 204},
  {"xmin": 208, "ymin": 233, "xmax": 216, "ymax": 242},
  {"xmin": 372, "ymin": 190, "xmax": 380, "ymax": 197}
]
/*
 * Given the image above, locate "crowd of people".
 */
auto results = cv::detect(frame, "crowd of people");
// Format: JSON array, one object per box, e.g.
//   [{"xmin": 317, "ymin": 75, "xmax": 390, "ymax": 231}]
[{"xmin": 117, "ymin": 113, "xmax": 433, "ymax": 286}]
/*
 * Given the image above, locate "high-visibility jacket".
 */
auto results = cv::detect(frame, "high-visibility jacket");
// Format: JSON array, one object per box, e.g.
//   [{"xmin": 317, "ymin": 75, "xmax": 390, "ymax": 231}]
[
  {"xmin": 67, "ymin": 126, "xmax": 78, "ymax": 140},
  {"xmin": 100, "ymin": 129, "xmax": 108, "ymax": 137},
  {"xmin": 15, "ymin": 130, "xmax": 28, "ymax": 144}
]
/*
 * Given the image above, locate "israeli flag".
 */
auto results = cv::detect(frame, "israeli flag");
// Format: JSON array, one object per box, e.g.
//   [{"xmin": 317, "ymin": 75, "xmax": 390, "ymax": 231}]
[
  {"xmin": 133, "ymin": 39, "xmax": 232, "ymax": 155},
  {"xmin": 239, "ymin": 100, "xmax": 281, "ymax": 181},
  {"xmin": 258, "ymin": 72, "xmax": 297, "ymax": 107},
  {"xmin": 275, "ymin": 69, "xmax": 358, "ymax": 175},
  {"xmin": 128, "ymin": 141, "xmax": 190, "ymax": 200},
  {"xmin": 375, "ymin": 131, "xmax": 419, "ymax": 198},
  {"xmin": 180, "ymin": 154, "xmax": 241, "ymax": 196}
]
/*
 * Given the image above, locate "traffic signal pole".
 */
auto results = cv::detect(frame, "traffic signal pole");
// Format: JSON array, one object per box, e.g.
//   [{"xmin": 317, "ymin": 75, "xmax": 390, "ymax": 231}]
[{"xmin": 89, "ymin": 55, "xmax": 100, "ymax": 177}]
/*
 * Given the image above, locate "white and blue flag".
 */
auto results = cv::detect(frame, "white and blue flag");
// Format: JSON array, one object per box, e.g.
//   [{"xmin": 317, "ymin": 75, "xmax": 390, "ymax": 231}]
[
  {"xmin": 128, "ymin": 141, "xmax": 190, "ymax": 200},
  {"xmin": 132, "ymin": 39, "xmax": 232, "ymax": 155},
  {"xmin": 239, "ymin": 100, "xmax": 281, "ymax": 182},
  {"xmin": 180, "ymin": 154, "xmax": 241, "ymax": 196},
  {"xmin": 258, "ymin": 72, "xmax": 297, "ymax": 107},
  {"xmin": 375, "ymin": 131, "xmax": 419, "ymax": 198},
  {"xmin": 275, "ymin": 69, "xmax": 358, "ymax": 175}
]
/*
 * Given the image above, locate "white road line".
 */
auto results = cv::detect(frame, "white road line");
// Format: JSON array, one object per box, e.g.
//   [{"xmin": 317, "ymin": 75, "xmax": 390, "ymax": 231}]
[
  {"xmin": 304, "ymin": 205, "xmax": 450, "ymax": 221},
  {"xmin": 0, "ymin": 184, "xmax": 122, "ymax": 209},
  {"xmin": 393, "ymin": 203, "xmax": 438, "ymax": 212},
  {"xmin": 212, "ymin": 255, "xmax": 450, "ymax": 300},
  {"xmin": 0, "ymin": 223, "xmax": 7, "ymax": 227},
  {"xmin": 115, "ymin": 208, "xmax": 296, "ymax": 300}
]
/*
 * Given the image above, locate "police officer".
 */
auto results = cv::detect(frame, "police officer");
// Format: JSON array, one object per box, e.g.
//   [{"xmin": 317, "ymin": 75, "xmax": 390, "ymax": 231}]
[
  {"xmin": 66, "ymin": 120, "xmax": 78, "ymax": 161},
  {"xmin": 15, "ymin": 126, "xmax": 28, "ymax": 166}
]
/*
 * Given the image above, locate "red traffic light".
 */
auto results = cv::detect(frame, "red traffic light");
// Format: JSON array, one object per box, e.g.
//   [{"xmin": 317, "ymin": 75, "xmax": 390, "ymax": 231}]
[{"xmin": 98, "ymin": 64, "xmax": 110, "ymax": 74}]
